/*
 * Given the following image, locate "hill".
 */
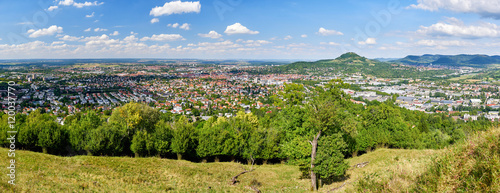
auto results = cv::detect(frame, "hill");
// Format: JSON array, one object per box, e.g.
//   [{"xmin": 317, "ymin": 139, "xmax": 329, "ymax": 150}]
[
  {"xmin": 271, "ymin": 52, "xmax": 453, "ymax": 78},
  {"xmin": 392, "ymin": 54, "xmax": 500, "ymax": 68},
  {"xmin": 0, "ymin": 147, "xmax": 441, "ymax": 192},
  {"xmin": 355, "ymin": 127, "xmax": 500, "ymax": 192}
]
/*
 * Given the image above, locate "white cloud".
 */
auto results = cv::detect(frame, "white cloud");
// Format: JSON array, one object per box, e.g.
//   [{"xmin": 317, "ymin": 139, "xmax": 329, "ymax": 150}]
[
  {"xmin": 320, "ymin": 42, "xmax": 341, "ymax": 46},
  {"xmin": 236, "ymin": 39, "xmax": 272, "ymax": 46},
  {"xmin": 47, "ymin": 6, "xmax": 59, "ymax": 11},
  {"xmin": 17, "ymin": 22, "xmax": 34, "ymax": 25},
  {"xmin": 409, "ymin": 0, "xmax": 500, "ymax": 19},
  {"xmin": 317, "ymin": 27, "xmax": 343, "ymax": 36},
  {"xmin": 198, "ymin": 31, "xmax": 222, "ymax": 39},
  {"xmin": 27, "ymin": 25, "xmax": 63, "ymax": 38},
  {"xmin": 84, "ymin": 28, "xmax": 91, "ymax": 32},
  {"xmin": 284, "ymin": 35, "xmax": 292, "ymax": 40},
  {"xmin": 59, "ymin": 35, "xmax": 81, "ymax": 41},
  {"xmin": 140, "ymin": 34, "xmax": 185, "ymax": 41},
  {"xmin": 86, "ymin": 12, "xmax": 95, "ymax": 18},
  {"xmin": 417, "ymin": 18, "xmax": 500, "ymax": 38},
  {"xmin": 224, "ymin": 23, "xmax": 259, "ymax": 35},
  {"xmin": 0, "ymin": 38, "xmax": 2, "ymax": 41},
  {"xmin": 416, "ymin": 39, "xmax": 474, "ymax": 47},
  {"xmin": 59, "ymin": 0, "xmax": 74, "ymax": 6},
  {"xmin": 150, "ymin": 1, "xmax": 201, "ymax": 17},
  {"xmin": 123, "ymin": 35, "xmax": 138, "ymax": 42},
  {"xmin": 150, "ymin": 18, "xmax": 159, "ymax": 24},
  {"xmin": 110, "ymin": 31, "xmax": 120, "ymax": 36},
  {"xmin": 94, "ymin": 28, "xmax": 108, "ymax": 32},
  {"xmin": 301, "ymin": 34, "xmax": 308, "ymax": 38},
  {"xmin": 358, "ymin": 38, "xmax": 377, "ymax": 45},
  {"xmin": 179, "ymin": 23, "xmax": 190, "ymax": 30},
  {"xmin": 59, "ymin": 0, "xmax": 103, "ymax": 8},
  {"xmin": 74, "ymin": 1, "xmax": 104, "ymax": 8},
  {"xmin": 168, "ymin": 23, "xmax": 180, "ymax": 28}
]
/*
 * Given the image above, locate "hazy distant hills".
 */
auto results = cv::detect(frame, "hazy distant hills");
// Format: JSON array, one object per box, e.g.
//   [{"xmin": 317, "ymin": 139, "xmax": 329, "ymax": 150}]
[{"xmin": 391, "ymin": 54, "xmax": 500, "ymax": 68}]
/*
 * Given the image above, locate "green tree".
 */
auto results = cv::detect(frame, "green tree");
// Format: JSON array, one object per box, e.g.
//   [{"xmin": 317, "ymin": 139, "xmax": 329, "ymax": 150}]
[
  {"xmin": 171, "ymin": 116, "xmax": 196, "ymax": 160},
  {"xmin": 130, "ymin": 130, "xmax": 155, "ymax": 157}
]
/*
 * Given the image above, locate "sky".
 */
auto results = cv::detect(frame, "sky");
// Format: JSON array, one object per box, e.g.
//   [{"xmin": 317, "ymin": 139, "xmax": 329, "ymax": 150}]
[{"xmin": 2, "ymin": 0, "xmax": 500, "ymax": 60}]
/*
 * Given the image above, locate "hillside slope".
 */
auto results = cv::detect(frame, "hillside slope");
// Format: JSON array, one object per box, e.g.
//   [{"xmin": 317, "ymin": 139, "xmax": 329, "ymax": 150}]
[
  {"xmin": 0, "ymin": 146, "xmax": 443, "ymax": 192},
  {"xmin": 354, "ymin": 127, "xmax": 500, "ymax": 193},
  {"xmin": 274, "ymin": 52, "xmax": 453, "ymax": 78}
]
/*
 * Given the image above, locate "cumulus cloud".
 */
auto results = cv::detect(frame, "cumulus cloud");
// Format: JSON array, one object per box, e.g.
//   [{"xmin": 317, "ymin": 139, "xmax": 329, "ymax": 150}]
[
  {"xmin": 179, "ymin": 23, "xmax": 190, "ymax": 30},
  {"xmin": 84, "ymin": 28, "xmax": 91, "ymax": 32},
  {"xmin": 417, "ymin": 18, "xmax": 500, "ymax": 38},
  {"xmin": 140, "ymin": 34, "xmax": 185, "ymax": 41},
  {"xmin": 198, "ymin": 31, "xmax": 222, "ymax": 39},
  {"xmin": 358, "ymin": 38, "xmax": 377, "ymax": 45},
  {"xmin": 150, "ymin": 1, "xmax": 201, "ymax": 17},
  {"xmin": 284, "ymin": 35, "xmax": 292, "ymax": 40},
  {"xmin": 123, "ymin": 35, "xmax": 138, "ymax": 42},
  {"xmin": 47, "ymin": 6, "xmax": 58, "ymax": 11},
  {"xmin": 27, "ymin": 25, "xmax": 63, "ymax": 38},
  {"xmin": 317, "ymin": 27, "xmax": 343, "ymax": 36},
  {"xmin": 235, "ymin": 39, "xmax": 271, "ymax": 46},
  {"xmin": 224, "ymin": 23, "xmax": 259, "ymax": 35},
  {"xmin": 150, "ymin": 18, "xmax": 159, "ymax": 24},
  {"xmin": 320, "ymin": 42, "xmax": 341, "ymax": 46},
  {"xmin": 94, "ymin": 28, "xmax": 108, "ymax": 32},
  {"xmin": 416, "ymin": 39, "xmax": 475, "ymax": 47},
  {"xmin": 59, "ymin": 35, "xmax": 81, "ymax": 41},
  {"xmin": 86, "ymin": 12, "xmax": 95, "ymax": 18},
  {"xmin": 301, "ymin": 34, "xmax": 308, "ymax": 38},
  {"xmin": 59, "ymin": 0, "xmax": 103, "ymax": 8},
  {"xmin": 59, "ymin": 0, "xmax": 74, "ymax": 6},
  {"xmin": 110, "ymin": 31, "xmax": 120, "ymax": 36},
  {"xmin": 168, "ymin": 23, "xmax": 179, "ymax": 28},
  {"xmin": 409, "ymin": 0, "xmax": 500, "ymax": 19}
]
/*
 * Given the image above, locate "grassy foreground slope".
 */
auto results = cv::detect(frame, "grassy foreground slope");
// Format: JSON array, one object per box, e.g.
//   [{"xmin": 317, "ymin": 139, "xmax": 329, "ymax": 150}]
[
  {"xmin": 0, "ymin": 146, "xmax": 443, "ymax": 193},
  {"xmin": 355, "ymin": 127, "xmax": 500, "ymax": 193}
]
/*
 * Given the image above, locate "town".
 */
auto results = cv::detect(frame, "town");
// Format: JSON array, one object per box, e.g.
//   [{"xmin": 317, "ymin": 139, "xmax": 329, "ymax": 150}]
[{"xmin": 2, "ymin": 60, "xmax": 499, "ymax": 124}]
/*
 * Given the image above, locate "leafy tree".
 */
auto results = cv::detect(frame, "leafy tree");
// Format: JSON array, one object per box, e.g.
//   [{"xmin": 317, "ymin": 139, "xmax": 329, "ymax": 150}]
[
  {"xmin": 130, "ymin": 130, "xmax": 155, "ymax": 157},
  {"xmin": 86, "ymin": 124, "xmax": 124, "ymax": 156},
  {"xmin": 37, "ymin": 120, "xmax": 63, "ymax": 154},
  {"xmin": 67, "ymin": 111, "xmax": 101, "ymax": 154},
  {"xmin": 153, "ymin": 120, "xmax": 172, "ymax": 157},
  {"xmin": 171, "ymin": 116, "xmax": 196, "ymax": 160},
  {"xmin": 313, "ymin": 134, "xmax": 349, "ymax": 181}
]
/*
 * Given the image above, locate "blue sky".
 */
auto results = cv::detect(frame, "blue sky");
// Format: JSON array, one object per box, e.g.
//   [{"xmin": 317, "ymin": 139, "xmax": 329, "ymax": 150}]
[{"xmin": 2, "ymin": 0, "xmax": 500, "ymax": 59}]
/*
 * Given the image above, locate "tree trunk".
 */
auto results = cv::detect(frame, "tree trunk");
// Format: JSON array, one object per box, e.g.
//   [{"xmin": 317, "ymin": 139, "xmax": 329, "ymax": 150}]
[
  {"xmin": 263, "ymin": 159, "xmax": 268, "ymax": 165},
  {"xmin": 135, "ymin": 152, "xmax": 139, "ymax": 158},
  {"xmin": 310, "ymin": 130, "xmax": 321, "ymax": 191},
  {"xmin": 42, "ymin": 147, "xmax": 48, "ymax": 154},
  {"xmin": 86, "ymin": 150, "xmax": 92, "ymax": 156},
  {"xmin": 177, "ymin": 153, "xmax": 182, "ymax": 160}
]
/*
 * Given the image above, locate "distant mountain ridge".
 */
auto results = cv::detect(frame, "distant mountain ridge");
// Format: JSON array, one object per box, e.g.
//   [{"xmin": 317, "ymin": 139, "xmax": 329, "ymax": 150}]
[
  {"xmin": 273, "ymin": 52, "xmax": 453, "ymax": 78},
  {"xmin": 391, "ymin": 54, "xmax": 500, "ymax": 68}
]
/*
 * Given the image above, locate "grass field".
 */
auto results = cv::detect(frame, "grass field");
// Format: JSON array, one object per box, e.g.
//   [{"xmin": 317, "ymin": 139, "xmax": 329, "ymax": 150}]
[{"xmin": 0, "ymin": 146, "xmax": 444, "ymax": 192}]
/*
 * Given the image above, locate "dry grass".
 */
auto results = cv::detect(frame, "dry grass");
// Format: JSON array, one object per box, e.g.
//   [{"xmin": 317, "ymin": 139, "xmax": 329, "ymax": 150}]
[
  {"xmin": 321, "ymin": 148, "xmax": 442, "ymax": 192},
  {"xmin": 0, "ymin": 149, "xmax": 311, "ymax": 192},
  {"xmin": 10, "ymin": 141, "xmax": 494, "ymax": 192}
]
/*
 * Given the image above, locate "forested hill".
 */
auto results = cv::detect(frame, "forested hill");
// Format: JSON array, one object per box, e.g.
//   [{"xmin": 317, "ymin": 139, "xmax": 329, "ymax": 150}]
[
  {"xmin": 265, "ymin": 52, "xmax": 453, "ymax": 78},
  {"xmin": 392, "ymin": 54, "xmax": 500, "ymax": 68}
]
